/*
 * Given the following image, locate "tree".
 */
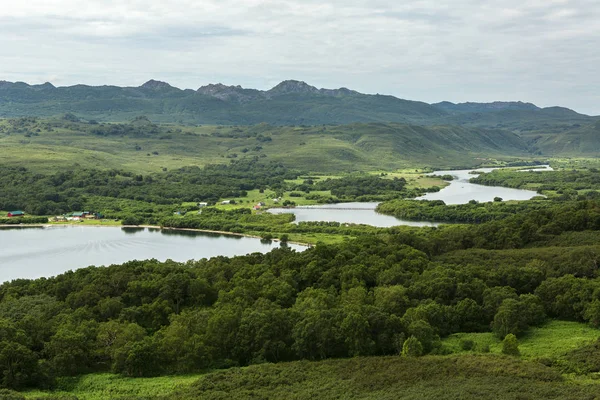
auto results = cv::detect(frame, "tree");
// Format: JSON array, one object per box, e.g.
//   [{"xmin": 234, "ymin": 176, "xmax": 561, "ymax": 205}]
[
  {"xmin": 502, "ymin": 334, "xmax": 520, "ymax": 356},
  {"xmin": 401, "ymin": 336, "xmax": 423, "ymax": 357},
  {"xmin": 0, "ymin": 341, "xmax": 38, "ymax": 389}
]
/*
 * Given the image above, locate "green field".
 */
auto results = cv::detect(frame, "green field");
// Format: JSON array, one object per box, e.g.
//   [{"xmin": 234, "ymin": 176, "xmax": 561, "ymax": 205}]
[{"xmin": 443, "ymin": 320, "xmax": 600, "ymax": 359}]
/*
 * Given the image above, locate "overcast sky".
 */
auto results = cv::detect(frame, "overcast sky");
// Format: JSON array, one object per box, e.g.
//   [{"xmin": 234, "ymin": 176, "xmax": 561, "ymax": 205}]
[{"xmin": 0, "ymin": 0, "xmax": 598, "ymax": 114}]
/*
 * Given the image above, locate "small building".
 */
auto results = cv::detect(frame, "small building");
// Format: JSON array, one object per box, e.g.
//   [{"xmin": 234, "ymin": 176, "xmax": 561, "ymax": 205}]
[
  {"xmin": 53, "ymin": 215, "xmax": 67, "ymax": 222},
  {"xmin": 221, "ymin": 200, "xmax": 231, "ymax": 205},
  {"xmin": 253, "ymin": 205, "xmax": 262, "ymax": 210},
  {"xmin": 198, "ymin": 202, "xmax": 208, "ymax": 208},
  {"xmin": 7, "ymin": 211, "xmax": 25, "ymax": 217}
]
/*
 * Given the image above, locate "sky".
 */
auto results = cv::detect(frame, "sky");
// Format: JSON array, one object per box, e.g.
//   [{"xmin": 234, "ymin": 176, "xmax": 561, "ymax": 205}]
[{"xmin": 0, "ymin": 0, "xmax": 599, "ymax": 114}]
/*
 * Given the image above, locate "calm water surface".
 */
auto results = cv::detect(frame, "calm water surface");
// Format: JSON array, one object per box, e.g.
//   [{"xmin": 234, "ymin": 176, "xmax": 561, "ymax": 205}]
[
  {"xmin": 268, "ymin": 202, "xmax": 439, "ymax": 228},
  {"xmin": 0, "ymin": 226, "xmax": 304, "ymax": 283},
  {"xmin": 417, "ymin": 165, "xmax": 553, "ymax": 204}
]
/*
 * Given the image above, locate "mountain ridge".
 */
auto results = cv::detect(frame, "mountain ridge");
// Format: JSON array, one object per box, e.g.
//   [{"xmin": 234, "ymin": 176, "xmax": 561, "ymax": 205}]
[{"xmin": 0, "ymin": 79, "xmax": 596, "ymax": 127}]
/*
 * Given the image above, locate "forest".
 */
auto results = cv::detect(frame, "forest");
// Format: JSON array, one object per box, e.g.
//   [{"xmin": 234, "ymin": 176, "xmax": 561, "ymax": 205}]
[{"xmin": 1, "ymin": 199, "xmax": 600, "ymax": 392}]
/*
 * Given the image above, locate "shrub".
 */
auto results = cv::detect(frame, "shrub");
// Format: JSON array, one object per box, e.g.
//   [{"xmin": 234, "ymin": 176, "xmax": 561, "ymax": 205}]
[
  {"xmin": 502, "ymin": 334, "xmax": 520, "ymax": 356},
  {"xmin": 402, "ymin": 336, "xmax": 423, "ymax": 357}
]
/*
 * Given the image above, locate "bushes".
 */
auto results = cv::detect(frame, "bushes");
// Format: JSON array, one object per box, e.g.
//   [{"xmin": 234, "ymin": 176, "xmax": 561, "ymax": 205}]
[{"xmin": 0, "ymin": 217, "xmax": 48, "ymax": 225}]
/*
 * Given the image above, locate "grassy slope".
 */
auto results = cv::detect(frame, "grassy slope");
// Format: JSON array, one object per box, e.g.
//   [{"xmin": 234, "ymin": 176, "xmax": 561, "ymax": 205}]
[
  {"xmin": 24, "ymin": 355, "xmax": 600, "ymax": 400},
  {"xmin": 24, "ymin": 321, "xmax": 600, "ymax": 399},
  {"xmin": 0, "ymin": 120, "xmax": 534, "ymax": 173},
  {"xmin": 519, "ymin": 121, "xmax": 600, "ymax": 156},
  {"xmin": 443, "ymin": 320, "xmax": 600, "ymax": 360}
]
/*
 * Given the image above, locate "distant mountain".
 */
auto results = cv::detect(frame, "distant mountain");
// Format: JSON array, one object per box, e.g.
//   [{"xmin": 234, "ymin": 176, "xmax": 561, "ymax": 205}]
[
  {"xmin": 0, "ymin": 79, "xmax": 595, "ymax": 130},
  {"xmin": 433, "ymin": 101, "xmax": 540, "ymax": 113},
  {"xmin": 0, "ymin": 79, "xmax": 443, "ymax": 125}
]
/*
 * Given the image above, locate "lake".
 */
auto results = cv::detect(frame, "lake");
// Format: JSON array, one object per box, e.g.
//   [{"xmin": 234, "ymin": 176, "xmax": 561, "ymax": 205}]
[
  {"xmin": 268, "ymin": 202, "xmax": 439, "ymax": 228},
  {"xmin": 0, "ymin": 226, "xmax": 305, "ymax": 283}
]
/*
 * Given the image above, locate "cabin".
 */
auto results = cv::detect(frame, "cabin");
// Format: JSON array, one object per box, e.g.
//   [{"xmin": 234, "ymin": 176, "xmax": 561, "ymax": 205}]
[
  {"xmin": 198, "ymin": 202, "xmax": 208, "ymax": 208},
  {"xmin": 221, "ymin": 200, "xmax": 231, "ymax": 205},
  {"xmin": 67, "ymin": 212, "xmax": 85, "ymax": 221},
  {"xmin": 7, "ymin": 211, "xmax": 25, "ymax": 217}
]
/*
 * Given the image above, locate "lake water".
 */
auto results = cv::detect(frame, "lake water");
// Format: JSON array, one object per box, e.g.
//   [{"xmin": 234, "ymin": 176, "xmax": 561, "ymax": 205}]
[
  {"xmin": 268, "ymin": 202, "xmax": 439, "ymax": 228},
  {"xmin": 0, "ymin": 226, "xmax": 304, "ymax": 283},
  {"xmin": 416, "ymin": 165, "xmax": 552, "ymax": 204}
]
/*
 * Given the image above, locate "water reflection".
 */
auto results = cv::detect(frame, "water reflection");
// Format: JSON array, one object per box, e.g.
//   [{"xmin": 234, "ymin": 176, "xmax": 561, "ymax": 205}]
[{"xmin": 0, "ymin": 226, "xmax": 305, "ymax": 283}]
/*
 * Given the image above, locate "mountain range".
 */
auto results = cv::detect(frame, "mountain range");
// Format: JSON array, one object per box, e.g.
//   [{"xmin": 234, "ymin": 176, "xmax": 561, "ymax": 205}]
[
  {"xmin": 1, "ymin": 79, "xmax": 599, "ymax": 158},
  {"xmin": 0, "ymin": 79, "xmax": 595, "ymax": 127}
]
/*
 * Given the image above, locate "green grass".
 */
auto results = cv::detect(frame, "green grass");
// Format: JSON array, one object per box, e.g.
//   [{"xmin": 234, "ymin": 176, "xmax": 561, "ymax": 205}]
[
  {"xmin": 0, "ymin": 119, "xmax": 536, "ymax": 173},
  {"xmin": 23, "ymin": 354, "xmax": 600, "ymax": 400},
  {"xmin": 443, "ymin": 320, "xmax": 600, "ymax": 359},
  {"xmin": 23, "ymin": 373, "xmax": 200, "ymax": 399}
]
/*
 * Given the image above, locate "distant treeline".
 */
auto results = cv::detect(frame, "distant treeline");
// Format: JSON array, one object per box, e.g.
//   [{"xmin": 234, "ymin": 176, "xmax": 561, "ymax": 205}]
[
  {"xmin": 471, "ymin": 169, "xmax": 600, "ymax": 199},
  {"xmin": 0, "ymin": 160, "xmax": 296, "ymax": 216},
  {"xmin": 376, "ymin": 199, "xmax": 556, "ymax": 223}
]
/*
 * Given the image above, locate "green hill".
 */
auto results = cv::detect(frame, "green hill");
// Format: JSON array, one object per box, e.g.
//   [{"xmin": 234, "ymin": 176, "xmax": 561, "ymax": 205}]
[
  {"xmin": 519, "ymin": 121, "xmax": 600, "ymax": 155},
  {"xmin": 0, "ymin": 117, "xmax": 534, "ymax": 173}
]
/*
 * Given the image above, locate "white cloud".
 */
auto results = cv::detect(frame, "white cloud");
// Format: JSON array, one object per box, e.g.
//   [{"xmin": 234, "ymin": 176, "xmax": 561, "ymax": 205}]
[{"xmin": 0, "ymin": 0, "xmax": 598, "ymax": 113}]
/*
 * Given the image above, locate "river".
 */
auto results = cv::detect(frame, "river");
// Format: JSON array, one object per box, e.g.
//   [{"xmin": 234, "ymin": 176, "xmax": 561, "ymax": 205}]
[
  {"xmin": 268, "ymin": 165, "xmax": 552, "ymax": 225},
  {"xmin": 0, "ymin": 226, "xmax": 304, "ymax": 283},
  {"xmin": 416, "ymin": 165, "xmax": 552, "ymax": 204}
]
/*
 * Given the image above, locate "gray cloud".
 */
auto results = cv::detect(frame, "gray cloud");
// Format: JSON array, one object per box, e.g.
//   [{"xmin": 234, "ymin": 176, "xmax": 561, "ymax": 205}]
[{"xmin": 0, "ymin": 0, "xmax": 598, "ymax": 114}]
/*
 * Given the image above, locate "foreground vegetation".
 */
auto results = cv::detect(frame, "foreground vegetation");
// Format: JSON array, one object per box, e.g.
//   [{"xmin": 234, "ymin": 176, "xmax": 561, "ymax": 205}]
[{"xmin": 21, "ymin": 352, "xmax": 600, "ymax": 400}]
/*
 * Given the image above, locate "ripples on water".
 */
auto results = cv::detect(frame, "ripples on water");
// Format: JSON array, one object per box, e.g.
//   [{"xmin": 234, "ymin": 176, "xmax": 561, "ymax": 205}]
[{"xmin": 0, "ymin": 226, "xmax": 304, "ymax": 283}]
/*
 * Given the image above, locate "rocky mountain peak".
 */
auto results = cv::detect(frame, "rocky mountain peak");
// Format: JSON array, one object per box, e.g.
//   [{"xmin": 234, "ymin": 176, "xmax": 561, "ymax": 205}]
[
  {"xmin": 140, "ymin": 79, "xmax": 173, "ymax": 90},
  {"xmin": 268, "ymin": 80, "xmax": 319, "ymax": 95}
]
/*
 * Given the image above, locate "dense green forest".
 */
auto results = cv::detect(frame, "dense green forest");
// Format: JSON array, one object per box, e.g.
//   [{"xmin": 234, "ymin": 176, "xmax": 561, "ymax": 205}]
[
  {"xmin": 2, "ymin": 200, "xmax": 600, "ymax": 394},
  {"xmin": 0, "ymin": 160, "xmax": 295, "ymax": 216}
]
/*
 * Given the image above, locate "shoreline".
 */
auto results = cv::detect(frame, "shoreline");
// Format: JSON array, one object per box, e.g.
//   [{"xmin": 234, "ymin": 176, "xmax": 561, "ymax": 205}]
[{"xmin": 0, "ymin": 223, "xmax": 311, "ymax": 247}]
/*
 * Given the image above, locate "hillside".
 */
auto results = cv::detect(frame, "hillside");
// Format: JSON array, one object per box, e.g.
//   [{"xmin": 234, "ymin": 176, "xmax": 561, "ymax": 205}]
[
  {"xmin": 518, "ymin": 120, "xmax": 600, "ymax": 155},
  {"xmin": 0, "ymin": 117, "xmax": 534, "ymax": 173}
]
